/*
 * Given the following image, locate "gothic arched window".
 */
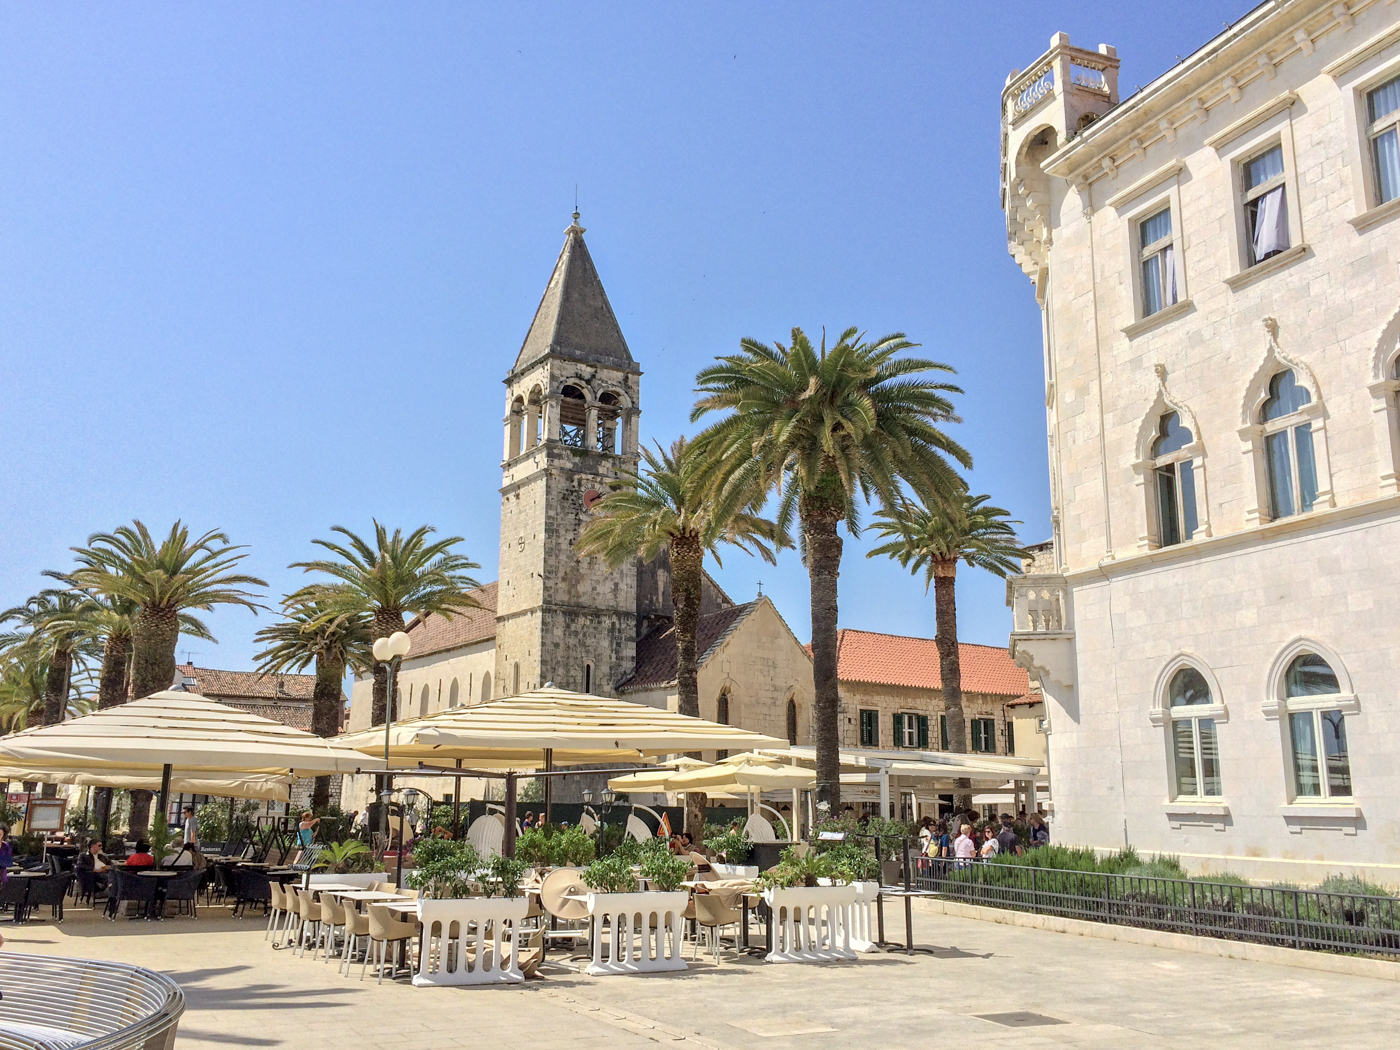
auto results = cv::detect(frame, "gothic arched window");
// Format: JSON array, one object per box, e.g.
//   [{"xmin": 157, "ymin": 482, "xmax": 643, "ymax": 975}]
[
  {"xmin": 1152, "ymin": 412, "xmax": 1198, "ymax": 547},
  {"xmin": 716, "ymin": 689, "xmax": 731, "ymax": 760},
  {"xmin": 559, "ymin": 386, "xmax": 587, "ymax": 447},
  {"xmin": 786, "ymin": 698, "xmax": 798, "ymax": 745},
  {"xmin": 481, "ymin": 672, "xmax": 492, "ymax": 704},
  {"xmin": 448, "ymin": 678, "xmax": 460, "ymax": 709},
  {"xmin": 1261, "ymin": 370, "xmax": 1317, "ymax": 519},
  {"xmin": 597, "ymin": 392, "xmax": 621, "ymax": 453}
]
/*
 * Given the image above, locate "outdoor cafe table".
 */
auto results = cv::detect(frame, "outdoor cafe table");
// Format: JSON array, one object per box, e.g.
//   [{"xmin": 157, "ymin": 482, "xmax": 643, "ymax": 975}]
[{"xmin": 122, "ymin": 868, "xmax": 183, "ymax": 921}]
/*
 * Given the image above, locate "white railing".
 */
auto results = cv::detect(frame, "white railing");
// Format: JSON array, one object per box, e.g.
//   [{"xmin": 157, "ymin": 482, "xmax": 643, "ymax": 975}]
[
  {"xmin": 586, "ymin": 891, "xmax": 689, "ymax": 975},
  {"xmin": 849, "ymin": 881, "xmax": 879, "ymax": 952},
  {"xmin": 1013, "ymin": 63, "xmax": 1055, "ymax": 117},
  {"xmin": 1070, "ymin": 61, "xmax": 1110, "ymax": 93},
  {"xmin": 762, "ymin": 885, "xmax": 858, "ymax": 964},
  {"xmin": 1009, "ymin": 575, "xmax": 1069, "ymax": 634},
  {"xmin": 413, "ymin": 897, "xmax": 527, "ymax": 987}
]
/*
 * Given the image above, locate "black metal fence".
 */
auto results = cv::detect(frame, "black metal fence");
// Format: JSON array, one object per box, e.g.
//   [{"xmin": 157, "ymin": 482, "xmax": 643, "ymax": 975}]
[{"xmin": 913, "ymin": 859, "xmax": 1400, "ymax": 958}]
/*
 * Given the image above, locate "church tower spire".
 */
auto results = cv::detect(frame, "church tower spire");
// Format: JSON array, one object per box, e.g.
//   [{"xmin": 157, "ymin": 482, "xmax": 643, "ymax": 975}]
[{"xmin": 495, "ymin": 216, "xmax": 642, "ymax": 698}]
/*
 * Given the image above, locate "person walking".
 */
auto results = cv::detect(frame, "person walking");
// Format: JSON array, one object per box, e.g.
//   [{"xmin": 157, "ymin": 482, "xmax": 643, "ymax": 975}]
[
  {"xmin": 952, "ymin": 824, "xmax": 976, "ymax": 869},
  {"xmin": 181, "ymin": 805, "xmax": 199, "ymax": 851},
  {"xmin": 297, "ymin": 811, "xmax": 319, "ymax": 849},
  {"xmin": 1029, "ymin": 812, "xmax": 1050, "ymax": 847},
  {"xmin": 979, "ymin": 826, "xmax": 1000, "ymax": 859}
]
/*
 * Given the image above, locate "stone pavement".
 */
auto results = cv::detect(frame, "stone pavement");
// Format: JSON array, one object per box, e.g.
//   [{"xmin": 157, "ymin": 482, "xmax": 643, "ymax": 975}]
[{"xmin": 6, "ymin": 899, "xmax": 1396, "ymax": 1050}]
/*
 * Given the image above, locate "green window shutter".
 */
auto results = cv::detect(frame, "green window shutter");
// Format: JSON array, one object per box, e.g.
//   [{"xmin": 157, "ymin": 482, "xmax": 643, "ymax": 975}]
[
  {"xmin": 940, "ymin": 714, "xmax": 949, "ymax": 750},
  {"xmin": 1006, "ymin": 720, "xmax": 1015, "ymax": 755},
  {"xmin": 917, "ymin": 715, "xmax": 929, "ymax": 749},
  {"xmin": 971, "ymin": 720, "xmax": 984, "ymax": 752},
  {"xmin": 892, "ymin": 712, "xmax": 904, "ymax": 747},
  {"xmin": 859, "ymin": 710, "xmax": 878, "ymax": 747}
]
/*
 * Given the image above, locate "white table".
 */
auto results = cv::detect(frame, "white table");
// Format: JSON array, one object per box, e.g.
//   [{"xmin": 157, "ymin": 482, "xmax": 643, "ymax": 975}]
[{"xmin": 330, "ymin": 890, "xmax": 411, "ymax": 902}]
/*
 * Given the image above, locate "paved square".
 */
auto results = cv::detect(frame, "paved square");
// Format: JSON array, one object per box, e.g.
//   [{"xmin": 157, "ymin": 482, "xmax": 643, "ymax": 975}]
[{"xmin": 6, "ymin": 898, "xmax": 1395, "ymax": 1049}]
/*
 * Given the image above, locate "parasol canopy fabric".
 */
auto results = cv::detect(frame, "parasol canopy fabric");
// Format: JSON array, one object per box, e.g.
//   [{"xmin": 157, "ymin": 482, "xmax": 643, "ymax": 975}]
[
  {"xmin": 656, "ymin": 752, "xmax": 817, "ymax": 793},
  {"xmin": 338, "ymin": 686, "xmax": 785, "ymax": 769},
  {"xmin": 605, "ymin": 757, "xmax": 710, "ymax": 792},
  {"xmin": 0, "ymin": 765, "xmax": 292, "ymax": 802},
  {"xmin": 0, "ymin": 691, "xmax": 381, "ymax": 778}
]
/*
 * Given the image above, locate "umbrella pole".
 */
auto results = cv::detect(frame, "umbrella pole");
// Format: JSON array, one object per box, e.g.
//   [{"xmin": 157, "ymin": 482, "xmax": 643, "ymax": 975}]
[
  {"xmin": 543, "ymin": 748, "xmax": 553, "ymax": 826},
  {"xmin": 452, "ymin": 759, "xmax": 463, "ymax": 840},
  {"xmin": 503, "ymin": 771, "xmax": 518, "ymax": 858},
  {"xmin": 158, "ymin": 764, "xmax": 172, "ymax": 827}
]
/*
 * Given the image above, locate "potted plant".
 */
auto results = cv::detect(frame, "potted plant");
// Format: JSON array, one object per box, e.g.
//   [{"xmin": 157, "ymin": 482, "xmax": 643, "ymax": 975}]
[
  {"xmin": 757, "ymin": 846, "xmax": 858, "ymax": 964},
  {"xmin": 707, "ymin": 827, "xmax": 757, "ymax": 877},
  {"xmin": 581, "ymin": 839, "xmax": 690, "ymax": 975}
]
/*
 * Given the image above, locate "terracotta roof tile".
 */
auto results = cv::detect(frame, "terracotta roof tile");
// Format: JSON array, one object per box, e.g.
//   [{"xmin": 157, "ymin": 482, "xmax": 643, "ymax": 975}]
[
  {"xmin": 824, "ymin": 630, "xmax": 1029, "ymax": 697},
  {"xmin": 1005, "ymin": 692, "xmax": 1044, "ymax": 708},
  {"xmin": 403, "ymin": 583, "xmax": 499, "ymax": 659},
  {"xmin": 617, "ymin": 602, "xmax": 756, "ymax": 692},
  {"xmin": 177, "ymin": 663, "xmax": 320, "ymax": 702}
]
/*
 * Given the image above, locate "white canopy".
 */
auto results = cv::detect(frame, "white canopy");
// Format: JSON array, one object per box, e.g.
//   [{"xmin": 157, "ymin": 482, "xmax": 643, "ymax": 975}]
[
  {"xmin": 606, "ymin": 757, "xmax": 710, "ymax": 792},
  {"xmin": 339, "ymin": 687, "xmax": 785, "ymax": 769},
  {"xmin": 0, "ymin": 691, "xmax": 380, "ymax": 778},
  {"xmin": 759, "ymin": 745, "xmax": 1044, "ymax": 786},
  {"xmin": 631, "ymin": 752, "xmax": 816, "ymax": 793},
  {"xmin": 0, "ymin": 766, "xmax": 293, "ymax": 803}
]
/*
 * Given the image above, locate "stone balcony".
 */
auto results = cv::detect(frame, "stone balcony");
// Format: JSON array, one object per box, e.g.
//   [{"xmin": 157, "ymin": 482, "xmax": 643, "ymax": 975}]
[{"xmin": 1006, "ymin": 573, "xmax": 1075, "ymax": 691}]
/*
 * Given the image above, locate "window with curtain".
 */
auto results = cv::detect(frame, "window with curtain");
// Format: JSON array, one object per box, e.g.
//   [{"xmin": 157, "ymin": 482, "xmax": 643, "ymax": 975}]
[
  {"xmin": 970, "ymin": 718, "xmax": 996, "ymax": 753},
  {"xmin": 859, "ymin": 709, "xmax": 879, "ymax": 747},
  {"xmin": 1151, "ymin": 411, "xmax": 1198, "ymax": 546},
  {"xmin": 1138, "ymin": 207, "xmax": 1178, "ymax": 317},
  {"xmin": 1243, "ymin": 145, "xmax": 1289, "ymax": 265},
  {"xmin": 1284, "ymin": 654, "xmax": 1351, "ymax": 800},
  {"xmin": 1166, "ymin": 667, "xmax": 1221, "ymax": 799},
  {"xmin": 1368, "ymin": 74, "xmax": 1400, "ymax": 205},
  {"xmin": 1260, "ymin": 370, "xmax": 1318, "ymax": 519}
]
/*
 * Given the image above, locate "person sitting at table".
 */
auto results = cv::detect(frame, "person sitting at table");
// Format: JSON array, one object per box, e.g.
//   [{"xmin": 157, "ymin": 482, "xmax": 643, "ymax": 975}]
[
  {"xmin": 125, "ymin": 841, "xmax": 156, "ymax": 868},
  {"xmin": 76, "ymin": 841, "xmax": 112, "ymax": 893}
]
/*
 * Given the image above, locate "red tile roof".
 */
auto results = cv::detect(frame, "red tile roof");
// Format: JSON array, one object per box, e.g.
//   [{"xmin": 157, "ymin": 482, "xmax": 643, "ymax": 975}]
[
  {"xmin": 617, "ymin": 602, "xmax": 757, "ymax": 692},
  {"xmin": 403, "ymin": 583, "xmax": 499, "ymax": 659},
  {"xmin": 824, "ymin": 630, "xmax": 1029, "ymax": 697},
  {"xmin": 175, "ymin": 663, "xmax": 331, "ymax": 732},
  {"xmin": 1006, "ymin": 692, "xmax": 1044, "ymax": 708}
]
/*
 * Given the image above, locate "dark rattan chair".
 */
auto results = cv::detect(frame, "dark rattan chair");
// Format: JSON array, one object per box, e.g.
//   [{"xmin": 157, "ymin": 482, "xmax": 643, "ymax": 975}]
[
  {"xmin": 161, "ymin": 870, "xmax": 201, "ymax": 919},
  {"xmin": 231, "ymin": 868, "xmax": 271, "ymax": 918},
  {"xmin": 107, "ymin": 869, "xmax": 160, "ymax": 921},
  {"xmin": 27, "ymin": 873, "xmax": 73, "ymax": 922},
  {"xmin": 0, "ymin": 877, "xmax": 32, "ymax": 922}
]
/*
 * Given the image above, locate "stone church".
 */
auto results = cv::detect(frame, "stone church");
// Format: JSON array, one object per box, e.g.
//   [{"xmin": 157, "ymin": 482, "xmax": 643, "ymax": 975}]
[{"xmin": 344, "ymin": 214, "xmax": 1032, "ymax": 808}]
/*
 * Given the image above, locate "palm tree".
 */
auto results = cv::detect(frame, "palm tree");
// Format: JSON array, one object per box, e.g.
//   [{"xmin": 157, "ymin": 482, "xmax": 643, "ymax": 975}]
[
  {"xmin": 70, "ymin": 521, "xmax": 266, "ymax": 834},
  {"xmin": 291, "ymin": 522, "xmax": 481, "ymax": 728},
  {"xmin": 576, "ymin": 436, "xmax": 780, "ymax": 839},
  {"xmin": 0, "ymin": 579, "xmax": 100, "ymax": 726},
  {"xmin": 868, "ymin": 492, "xmax": 1027, "ymax": 811},
  {"xmin": 254, "ymin": 599, "xmax": 373, "ymax": 810},
  {"xmin": 693, "ymin": 327, "xmax": 970, "ymax": 808},
  {"xmin": 0, "ymin": 647, "xmax": 93, "ymax": 732}
]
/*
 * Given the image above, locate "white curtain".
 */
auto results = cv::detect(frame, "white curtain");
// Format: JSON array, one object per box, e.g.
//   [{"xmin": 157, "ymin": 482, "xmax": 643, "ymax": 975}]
[
  {"xmin": 1163, "ymin": 244, "xmax": 1178, "ymax": 306},
  {"xmin": 1253, "ymin": 186, "xmax": 1289, "ymax": 260}
]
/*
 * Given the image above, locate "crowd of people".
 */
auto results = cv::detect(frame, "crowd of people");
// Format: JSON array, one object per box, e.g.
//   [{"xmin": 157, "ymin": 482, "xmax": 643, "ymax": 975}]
[{"xmin": 918, "ymin": 810, "xmax": 1050, "ymax": 869}]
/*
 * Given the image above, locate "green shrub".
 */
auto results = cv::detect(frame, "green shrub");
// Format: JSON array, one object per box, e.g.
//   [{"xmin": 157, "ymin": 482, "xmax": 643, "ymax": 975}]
[
  {"xmin": 314, "ymin": 840, "xmax": 376, "ymax": 875},
  {"xmin": 484, "ymin": 855, "xmax": 531, "ymax": 898},
  {"xmin": 551, "ymin": 824, "xmax": 596, "ymax": 867},
  {"xmin": 404, "ymin": 839, "xmax": 482, "ymax": 899},
  {"xmin": 639, "ymin": 848, "xmax": 692, "ymax": 891},
  {"xmin": 708, "ymin": 828, "xmax": 752, "ymax": 864},
  {"xmin": 583, "ymin": 853, "xmax": 637, "ymax": 894},
  {"xmin": 514, "ymin": 827, "xmax": 554, "ymax": 867},
  {"xmin": 755, "ymin": 846, "xmax": 836, "ymax": 891},
  {"xmin": 1318, "ymin": 875, "xmax": 1398, "ymax": 900}
]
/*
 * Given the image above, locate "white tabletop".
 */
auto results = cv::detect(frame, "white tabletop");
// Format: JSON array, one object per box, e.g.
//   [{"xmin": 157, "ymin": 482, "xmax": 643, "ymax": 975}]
[
  {"xmin": 383, "ymin": 901, "xmax": 419, "ymax": 915},
  {"xmin": 309, "ymin": 883, "xmax": 369, "ymax": 893},
  {"xmin": 331, "ymin": 890, "xmax": 411, "ymax": 902}
]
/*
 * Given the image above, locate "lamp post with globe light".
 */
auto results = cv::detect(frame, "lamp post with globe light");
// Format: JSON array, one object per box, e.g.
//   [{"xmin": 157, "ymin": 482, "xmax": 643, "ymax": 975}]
[{"xmin": 372, "ymin": 631, "xmax": 412, "ymax": 844}]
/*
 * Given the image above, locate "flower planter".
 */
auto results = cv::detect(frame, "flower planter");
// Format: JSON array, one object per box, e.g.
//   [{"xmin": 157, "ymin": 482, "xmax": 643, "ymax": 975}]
[
  {"xmin": 585, "ymin": 890, "xmax": 689, "ymax": 975},
  {"xmin": 761, "ymin": 884, "xmax": 858, "ymax": 964},
  {"xmin": 413, "ymin": 896, "xmax": 529, "ymax": 986},
  {"xmin": 850, "ymin": 881, "xmax": 880, "ymax": 952},
  {"xmin": 710, "ymin": 863, "xmax": 759, "ymax": 878}
]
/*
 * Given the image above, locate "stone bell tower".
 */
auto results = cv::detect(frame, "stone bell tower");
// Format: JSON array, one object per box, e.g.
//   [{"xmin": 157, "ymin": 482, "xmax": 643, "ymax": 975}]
[{"xmin": 495, "ymin": 212, "xmax": 642, "ymax": 698}]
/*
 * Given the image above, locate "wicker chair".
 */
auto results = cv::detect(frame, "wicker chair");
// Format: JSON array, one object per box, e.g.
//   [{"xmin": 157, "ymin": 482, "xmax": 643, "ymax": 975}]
[
  {"xmin": 161, "ymin": 870, "xmax": 201, "ymax": 919},
  {"xmin": 107, "ymin": 869, "xmax": 159, "ymax": 921},
  {"xmin": 231, "ymin": 868, "xmax": 271, "ymax": 918}
]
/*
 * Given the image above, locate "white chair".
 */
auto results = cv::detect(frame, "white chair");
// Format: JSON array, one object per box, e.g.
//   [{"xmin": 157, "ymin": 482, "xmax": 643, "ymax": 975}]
[
  {"xmin": 743, "ymin": 813, "xmax": 777, "ymax": 842},
  {"xmin": 466, "ymin": 814, "xmax": 505, "ymax": 859},
  {"xmin": 624, "ymin": 814, "xmax": 651, "ymax": 843},
  {"xmin": 265, "ymin": 881, "xmax": 291, "ymax": 945}
]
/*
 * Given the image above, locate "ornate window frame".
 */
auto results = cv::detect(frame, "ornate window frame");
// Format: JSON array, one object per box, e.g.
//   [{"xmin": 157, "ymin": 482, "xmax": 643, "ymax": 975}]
[
  {"xmin": 1213, "ymin": 106, "xmax": 1307, "ymax": 288},
  {"xmin": 1238, "ymin": 318, "xmax": 1334, "ymax": 526},
  {"xmin": 1149, "ymin": 654, "xmax": 1229, "ymax": 828},
  {"xmin": 1132, "ymin": 364, "xmax": 1210, "ymax": 550},
  {"xmin": 1260, "ymin": 639, "xmax": 1361, "ymax": 831},
  {"xmin": 1366, "ymin": 304, "xmax": 1400, "ymax": 494}
]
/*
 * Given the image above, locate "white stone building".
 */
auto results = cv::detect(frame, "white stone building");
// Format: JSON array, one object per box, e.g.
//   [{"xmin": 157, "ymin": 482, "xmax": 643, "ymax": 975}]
[{"xmin": 1002, "ymin": 1, "xmax": 1400, "ymax": 883}]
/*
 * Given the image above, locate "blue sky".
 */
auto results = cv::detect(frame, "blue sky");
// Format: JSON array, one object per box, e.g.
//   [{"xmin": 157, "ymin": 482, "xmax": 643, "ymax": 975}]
[{"xmin": 0, "ymin": 2, "xmax": 1243, "ymax": 673}]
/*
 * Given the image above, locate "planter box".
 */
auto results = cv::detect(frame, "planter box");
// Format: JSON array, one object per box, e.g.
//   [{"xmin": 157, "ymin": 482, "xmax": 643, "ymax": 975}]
[
  {"xmin": 850, "ymin": 881, "xmax": 880, "ymax": 952},
  {"xmin": 710, "ymin": 863, "xmax": 759, "ymax": 878},
  {"xmin": 585, "ymin": 891, "xmax": 689, "ymax": 975},
  {"xmin": 762, "ymin": 885, "xmax": 859, "ymax": 964},
  {"xmin": 413, "ymin": 897, "xmax": 528, "ymax": 986}
]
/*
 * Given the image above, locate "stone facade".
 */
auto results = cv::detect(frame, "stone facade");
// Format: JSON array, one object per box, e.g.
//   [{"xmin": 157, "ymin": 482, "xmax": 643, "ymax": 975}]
[{"xmin": 1003, "ymin": 2, "xmax": 1400, "ymax": 882}]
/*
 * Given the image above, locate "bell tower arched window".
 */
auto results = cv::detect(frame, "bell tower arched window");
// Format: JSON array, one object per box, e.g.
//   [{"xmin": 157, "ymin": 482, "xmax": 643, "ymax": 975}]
[
  {"xmin": 597, "ymin": 392, "xmax": 621, "ymax": 453},
  {"xmin": 559, "ymin": 386, "xmax": 587, "ymax": 447}
]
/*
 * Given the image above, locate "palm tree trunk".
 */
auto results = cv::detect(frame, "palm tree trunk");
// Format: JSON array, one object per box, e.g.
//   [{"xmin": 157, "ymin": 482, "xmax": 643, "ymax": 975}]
[
  {"xmin": 128, "ymin": 605, "xmax": 181, "ymax": 837},
  {"xmin": 932, "ymin": 560, "xmax": 972, "ymax": 811},
  {"xmin": 802, "ymin": 496, "xmax": 844, "ymax": 811},
  {"xmin": 98, "ymin": 635, "xmax": 131, "ymax": 708},
  {"xmin": 42, "ymin": 648, "xmax": 71, "ymax": 726},
  {"xmin": 93, "ymin": 633, "xmax": 132, "ymax": 840},
  {"xmin": 311, "ymin": 654, "xmax": 346, "ymax": 812},
  {"xmin": 669, "ymin": 534, "xmax": 708, "ymax": 841}
]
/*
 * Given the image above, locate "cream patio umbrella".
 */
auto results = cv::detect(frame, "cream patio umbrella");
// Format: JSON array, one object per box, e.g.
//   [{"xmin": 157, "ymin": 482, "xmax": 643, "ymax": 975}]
[
  {"xmin": 664, "ymin": 752, "xmax": 817, "ymax": 793},
  {"xmin": 0, "ymin": 690, "xmax": 382, "ymax": 818},
  {"xmin": 0, "ymin": 766, "xmax": 294, "ymax": 803},
  {"xmin": 605, "ymin": 756, "xmax": 711, "ymax": 793},
  {"xmin": 338, "ymin": 686, "xmax": 785, "ymax": 852}
]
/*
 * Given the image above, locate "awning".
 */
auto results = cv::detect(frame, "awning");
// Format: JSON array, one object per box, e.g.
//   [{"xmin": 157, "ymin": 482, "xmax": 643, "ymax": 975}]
[
  {"xmin": 0, "ymin": 766, "xmax": 292, "ymax": 803},
  {"xmin": 659, "ymin": 752, "xmax": 816, "ymax": 793},
  {"xmin": 757, "ymin": 745, "xmax": 1044, "ymax": 784}
]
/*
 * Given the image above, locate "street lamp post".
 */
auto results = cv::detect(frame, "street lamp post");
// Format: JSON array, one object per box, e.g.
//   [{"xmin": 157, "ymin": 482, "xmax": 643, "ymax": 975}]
[{"xmin": 372, "ymin": 631, "xmax": 412, "ymax": 845}]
